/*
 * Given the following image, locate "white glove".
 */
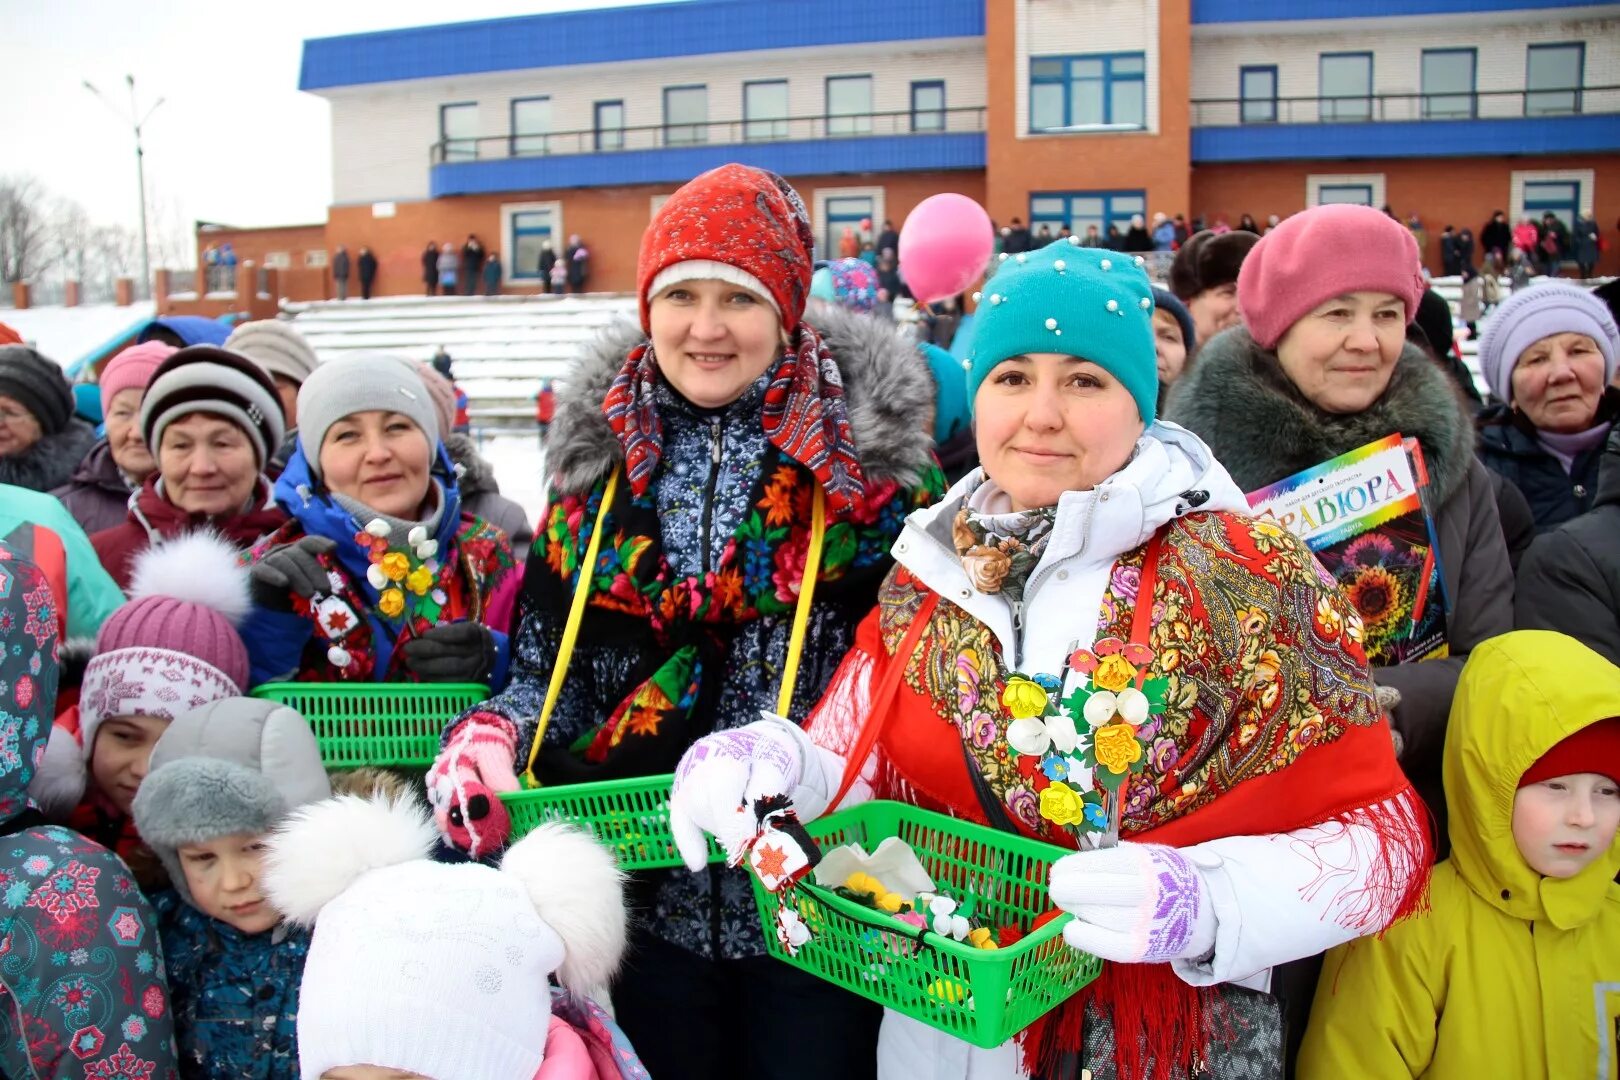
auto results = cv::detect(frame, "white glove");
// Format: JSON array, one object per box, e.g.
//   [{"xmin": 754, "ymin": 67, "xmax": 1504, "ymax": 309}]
[
  {"xmin": 1048, "ymin": 842, "xmax": 1217, "ymax": 964},
  {"xmin": 668, "ymin": 714, "xmax": 827, "ymax": 872}
]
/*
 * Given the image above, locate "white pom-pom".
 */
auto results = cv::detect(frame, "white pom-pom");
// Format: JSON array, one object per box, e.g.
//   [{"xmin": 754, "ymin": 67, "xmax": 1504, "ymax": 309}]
[
  {"xmin": 262, "ymin": 792, "xmax": 439, "ymax": 927},
  {"xmin": 327, "ymin": 645, "xmax": 351, "ymax": 668},
  {"xmin": 129, "ymin": 530, "xmax": 252, "ymax": 626},
  {"xmin": 502, "ymin": 822, "xmax": 629, "ymax": 996}
]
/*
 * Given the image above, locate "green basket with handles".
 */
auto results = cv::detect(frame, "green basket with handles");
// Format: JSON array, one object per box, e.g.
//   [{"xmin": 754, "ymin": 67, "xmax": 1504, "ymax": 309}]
[
  {"xmin": 751, "ymin": 799, "xmax": 1102, "ymax": 1049},
  {"xmin": 250, "ymin": 682, "xmax": 488, "ymax": 769},
  {"xmin": 500, "ymin": 773, "xmax": 724, "ymax": 871}
]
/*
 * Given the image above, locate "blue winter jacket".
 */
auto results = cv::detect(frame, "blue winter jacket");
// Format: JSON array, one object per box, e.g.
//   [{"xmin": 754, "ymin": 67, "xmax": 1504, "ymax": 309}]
[
  {"xmin": 239, "ymin": 441, "xmax": 512, "ymax": 688},
  {"xmin": 154, "ymin": 892, "xmax": 307, "ymax": 1080}
]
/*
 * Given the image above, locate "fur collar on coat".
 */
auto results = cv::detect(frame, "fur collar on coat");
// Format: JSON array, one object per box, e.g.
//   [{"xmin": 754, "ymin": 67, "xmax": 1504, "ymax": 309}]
[
  {"xmin": 0, "ymin": 419, "xmax": 96, "ymax": 494},
  {"xmin": 548, "ymin": 306, "xmax": 936, "ymax": 497},
  {"xmin": 1167, "ymin": 328, "xmax": 1475, "ymax": 506}
]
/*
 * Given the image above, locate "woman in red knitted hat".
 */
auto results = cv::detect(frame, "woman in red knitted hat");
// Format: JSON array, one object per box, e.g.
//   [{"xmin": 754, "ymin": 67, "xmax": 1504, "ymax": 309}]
[{"xmin": 428, "ymin": 163, "xmax": 944, "ymax": 1078}]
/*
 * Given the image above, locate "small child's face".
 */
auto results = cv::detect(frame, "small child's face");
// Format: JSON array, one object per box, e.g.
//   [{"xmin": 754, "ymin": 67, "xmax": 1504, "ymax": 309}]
[
  {"xmin": 321, "ymin": 1069, "xmax": 431, "ymax": 1080},
  {"xmin": 1512, "ymin": 772, "xmax": 1620, "ymax": 879},
  {"xmin": 178, "ymin": 832, "xmax": 280, "ymax": 935},
  {"xmin": 90, "ymin": 715, "xmax": 169, "ymax": 813}
]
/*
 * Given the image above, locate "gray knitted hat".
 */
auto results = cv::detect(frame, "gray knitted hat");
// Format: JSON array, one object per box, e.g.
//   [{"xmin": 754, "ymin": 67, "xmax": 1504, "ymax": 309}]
[
  {"xmin": 224, "ymin": 319, "xmax": 320, "ymax": 387},
  {"xmin": 132, "ymin": 697, "xmax": 331, "ymax": 909},
  {"xmin": 0, "ymin": 345, "xmax": 74, "ymax": 435},
  {"xmin": 295, "ymin": 354, "xmax": 440, "ymax": 480},
  {"xmin": 141, "ymin": 346, "xmax": 287, "ymax": 470}
]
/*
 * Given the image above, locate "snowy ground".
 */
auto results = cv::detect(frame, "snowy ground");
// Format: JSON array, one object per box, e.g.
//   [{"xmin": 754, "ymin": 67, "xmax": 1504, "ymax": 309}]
[
  {"xmin": 473, "ymin": 429, "xmax": 550, "ymax": 525},
  {"xmin": 4, "ymin": 302, "xmax": 156, "ymax": 375}
]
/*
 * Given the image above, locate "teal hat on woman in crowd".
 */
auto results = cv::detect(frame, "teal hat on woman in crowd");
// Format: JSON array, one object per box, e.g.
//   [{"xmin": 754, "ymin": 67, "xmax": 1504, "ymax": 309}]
[{"xmin": 964, "ymin": 240, "xmax": 1159, "ymax": 423}]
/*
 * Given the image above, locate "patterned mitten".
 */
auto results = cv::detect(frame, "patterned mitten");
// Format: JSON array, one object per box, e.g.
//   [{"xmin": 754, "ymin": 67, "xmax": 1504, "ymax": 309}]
[
  {"xmin": 1048, "ymin": 842, "xmax": 1216, "ymax": 964},
  {"xmin": 669, "ymin": 717, "xmax": 811, "ymax": 872},
  {"xmin": 426, "ymin": 712, "xmax": 521, "ymax": 857}
]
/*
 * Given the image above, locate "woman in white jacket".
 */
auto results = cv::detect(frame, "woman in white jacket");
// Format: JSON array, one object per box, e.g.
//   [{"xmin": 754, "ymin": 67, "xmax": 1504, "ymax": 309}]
[{"xmin": 670, "ymin": 242, "xmax": 1430, "ymax": 1079}]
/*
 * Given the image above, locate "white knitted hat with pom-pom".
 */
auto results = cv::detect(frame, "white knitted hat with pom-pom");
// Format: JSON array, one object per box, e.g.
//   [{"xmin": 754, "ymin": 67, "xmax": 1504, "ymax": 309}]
[{"xmin": 264, "ymin": 792, "xmax": 628, "ymax": 1080}]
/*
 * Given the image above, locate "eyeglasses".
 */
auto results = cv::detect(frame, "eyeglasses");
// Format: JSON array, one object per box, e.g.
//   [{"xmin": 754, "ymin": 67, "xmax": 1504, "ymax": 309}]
[{"xmin": 0, "ymin": 407, "xmax": 33, "ymax": 428}]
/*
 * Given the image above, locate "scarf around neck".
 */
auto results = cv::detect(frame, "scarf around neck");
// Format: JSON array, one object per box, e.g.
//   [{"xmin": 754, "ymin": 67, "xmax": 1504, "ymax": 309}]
[
  {"xmin": 332, "ymin": 480, "xmax": 447, "ymax": 546},
  {"xmin": 1537, "ymin": 419, "xmax": 1613, "ymax": 474},
  {"xmin": 949, "ymin": 476, "xmax": 1058, "ymax": 604}
]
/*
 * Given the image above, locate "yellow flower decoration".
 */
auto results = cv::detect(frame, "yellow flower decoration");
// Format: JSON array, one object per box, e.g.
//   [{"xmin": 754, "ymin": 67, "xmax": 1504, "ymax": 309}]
[
  {"xmin": 1000, "ymin": 676, "xmax": 1049, "ymax": 720},
  {"xmin": 1092, "ymin": 653, "xmax": 1138, "ymax": 693},
  {"xmin": 379, "ymin": 552, "xmax": 411, "ymax": 582},
  {"xmin": 1093, "ymin": 722, "xmax": 1144, "ymax": 775},
  {"xmin": 406, "ymin": 565, "xmax": 434, "ymax": 596},
  {"xmin": 378, "ymin": 588, "xmax": 405, "ymax": 618},
  {"xmin": 1039, "ymin": 781, "xmax": 1087, "ymax": 827}
]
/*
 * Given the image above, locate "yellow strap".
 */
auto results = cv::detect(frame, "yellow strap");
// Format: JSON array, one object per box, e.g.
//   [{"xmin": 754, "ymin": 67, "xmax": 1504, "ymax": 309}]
[
  {"xmin": 776, "ymin": 484, "xmax": 825, "ymax": 717},
  {"xmin": 523, "ymin": 470, "xmax": 618, "ymax": 786}
]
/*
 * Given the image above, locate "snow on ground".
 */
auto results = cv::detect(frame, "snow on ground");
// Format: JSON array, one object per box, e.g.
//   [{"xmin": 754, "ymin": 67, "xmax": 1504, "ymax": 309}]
[
  {"xmin": 474, "ymin": 429, "xmax": 550, "ymax": 527},
  {"xmin": 2, "ymin": 302, "xmax": 156, "ymax": 376}
]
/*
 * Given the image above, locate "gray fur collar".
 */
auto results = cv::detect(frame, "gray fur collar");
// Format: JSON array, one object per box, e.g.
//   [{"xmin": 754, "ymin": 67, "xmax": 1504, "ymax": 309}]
[
  {"xmin": 0, "ymin": 420, "xmax": 96, "ymax": 494},
  {"xmin": 549, "ymin": 306, "xmax": 936, "ymax": 495},
  {"xmin": 1165, "ymin": 328, "xmax": 1474, "ymax": 504}
]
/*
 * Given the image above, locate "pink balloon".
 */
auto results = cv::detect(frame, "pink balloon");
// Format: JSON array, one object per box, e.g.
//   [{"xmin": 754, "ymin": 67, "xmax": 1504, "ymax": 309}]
[{"xmin": 898, "ymin": 194, "xmax": 994, "ymax": 305}]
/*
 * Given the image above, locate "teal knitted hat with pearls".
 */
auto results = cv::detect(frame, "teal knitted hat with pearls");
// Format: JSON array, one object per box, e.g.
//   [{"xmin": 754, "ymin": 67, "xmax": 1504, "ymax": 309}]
[{"xmin": 965, "ymin": 240, "xmax": 1159, "ymax": 423}]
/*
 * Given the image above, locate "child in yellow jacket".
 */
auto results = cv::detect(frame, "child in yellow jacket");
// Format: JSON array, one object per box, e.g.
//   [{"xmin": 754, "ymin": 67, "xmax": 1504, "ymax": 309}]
[{"xmin": 1299, "ymin": 630, "xmax": 1620, "ymax": 1078}]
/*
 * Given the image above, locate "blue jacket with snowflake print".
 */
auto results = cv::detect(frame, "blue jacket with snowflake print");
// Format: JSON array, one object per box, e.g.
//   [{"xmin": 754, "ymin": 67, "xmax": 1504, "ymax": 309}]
[{"xmin": 153, "ymin": 891, "xmax": 307, "ymax": 1080}]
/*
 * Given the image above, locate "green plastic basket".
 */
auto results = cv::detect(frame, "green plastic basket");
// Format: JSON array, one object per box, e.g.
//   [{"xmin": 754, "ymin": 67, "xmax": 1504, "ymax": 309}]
[
  {"xmin": 250, "ymin": 682, "xmax": 488, "ymax": 769},
  {"xmin": 500, "ymin": 773, "xmax": 723, "ymax": 871},
  {"xmin": 752, "ymin": 800, "xmax": 1102, "ymax": 1049}
]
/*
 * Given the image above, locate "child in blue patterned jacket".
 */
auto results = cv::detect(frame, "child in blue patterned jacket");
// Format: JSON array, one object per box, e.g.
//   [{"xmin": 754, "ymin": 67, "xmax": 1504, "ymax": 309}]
[{"xmin": 132, "ymin": 696, "xmax": 332, "ymax": 1079}]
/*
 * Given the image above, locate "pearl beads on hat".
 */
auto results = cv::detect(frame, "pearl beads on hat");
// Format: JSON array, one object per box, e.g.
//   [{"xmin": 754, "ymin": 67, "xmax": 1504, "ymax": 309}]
[
  {"xmin": 990, "ymin": 293, "xmax": 1003, "ymax": 305},
  {"xmin": 1106, "ymin": 299, "xmax": 1119, "ymax": 313},
  {"xmin": 1053, "ymin": 260, "xmax": 1066, "ymax": 273},
  {"xmin": 1139, "ymin": 297, "xmax": 1152, "ymax": 310},
  {"xmin": 1045, "ymin": 318, "xmax": 1058, "ymax": 329},
  {"xmin": 1099, "ymin": 259, "xmax": 1112, "ymax": 271}
]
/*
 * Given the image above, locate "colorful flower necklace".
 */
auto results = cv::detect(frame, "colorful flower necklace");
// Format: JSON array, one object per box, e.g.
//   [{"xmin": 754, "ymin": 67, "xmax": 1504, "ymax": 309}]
[
  {"xmin": 356, "ymin": 518, "xmax": 450, "ymax": 623},
  {"xmin": 1000, "ymin": 636, "xmax": 1167, "ymax": 844}
]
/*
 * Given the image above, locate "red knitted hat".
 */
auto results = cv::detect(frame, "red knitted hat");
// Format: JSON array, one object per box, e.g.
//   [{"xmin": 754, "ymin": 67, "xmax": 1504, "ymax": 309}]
[
  {"xmin": 0, "ymin": 321, "xmax": 20, "ymax": 347},
  {"xmin": 1520, "ymin": 717, "xmax": 1620, "ymax": 788},
  {"xmin": 636, "ymin": 164, "xmax": 815, "ymax": 334},
  {"xmin": 1237, "ymin": 204, "xmax": 1427, "ymax": 350}
]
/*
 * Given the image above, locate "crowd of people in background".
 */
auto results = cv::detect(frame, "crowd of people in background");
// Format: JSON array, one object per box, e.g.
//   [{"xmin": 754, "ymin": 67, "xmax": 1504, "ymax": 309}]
[{"xmin": 0, "ymin": 163, "xmax": 1617, "ymax": 1079}]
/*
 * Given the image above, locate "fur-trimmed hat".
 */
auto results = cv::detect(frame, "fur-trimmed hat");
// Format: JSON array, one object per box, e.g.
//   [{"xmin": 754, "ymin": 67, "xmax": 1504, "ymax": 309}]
[
  {"xmin": 30, "ymin": 532, "xmax": 252, "ymax": 815},
  {"xmin": 638, "ymin": 163, "xmax": 815, "ymax": 334},
  {"xmin": 132, "ymin": 697, "xmax": 331, "ymax": 909},
  {"xmin": 141, "ymin": 345, "xmax": 286, "ymax": 470},
  {"xmin": 1168, "ymin": 230, "xmax": 1259, "ymax": 303},
  {"xmin": 264, "ymin": 792, "xmax": 628, "ymax": 1080}
]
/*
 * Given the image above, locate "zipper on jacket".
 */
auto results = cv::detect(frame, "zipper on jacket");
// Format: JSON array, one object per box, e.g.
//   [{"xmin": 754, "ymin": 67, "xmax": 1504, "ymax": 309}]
[{"xmin": 698, "ymin": 418, "xmax": 722, "ymax": 575}]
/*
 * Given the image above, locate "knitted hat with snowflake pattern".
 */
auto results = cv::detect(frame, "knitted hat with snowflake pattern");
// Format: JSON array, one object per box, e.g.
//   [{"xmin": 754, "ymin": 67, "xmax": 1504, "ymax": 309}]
[
  {"xmin": 638, "ymin": 163, "xmax": 816, "ymax": 334},
  {"xmin": 29, "ymin": 531, "xmax": 251, "ymax": 815},
  {"xmin": 264, "ymin": 792, "xmax": 629, "ymax": 1080}
]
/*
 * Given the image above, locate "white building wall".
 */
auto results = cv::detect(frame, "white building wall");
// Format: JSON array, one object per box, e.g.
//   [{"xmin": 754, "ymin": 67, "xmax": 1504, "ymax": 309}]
[
  {"xmin": 319, "ymin": 39, "xmax": 986, "ymax": 205},
  {"xmin": 1190, "ymin": 10, "xmax": 1620, "ymax": 124},
  {"xmin": 1013, "ymin": 0, "xmax": 1162, "ymax": 136}
]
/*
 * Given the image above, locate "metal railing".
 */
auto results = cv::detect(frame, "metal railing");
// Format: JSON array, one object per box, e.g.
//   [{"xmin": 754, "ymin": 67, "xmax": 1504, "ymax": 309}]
[
  {"xmin": 1191, "ymin": 85, "xmax": 1620, "ymax": 127},
  {"xmin": 430, "ymin": 105, "xmax": 987, "ymax": 165}
]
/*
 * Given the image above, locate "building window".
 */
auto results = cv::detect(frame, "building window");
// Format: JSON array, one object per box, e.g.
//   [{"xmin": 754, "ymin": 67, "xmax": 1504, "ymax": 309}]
[
  {"xmin": 663, "ymin": 85, "xmax": 707, "ymax": 146},
  {"xmin": 1029, "ymin": 53, "xmax": 1146, "ymax": 133},
  {"xmin": 505, "ymin": 204, "xmax": 562, "ymax": 281},
  {"xmin": 1525, "ymin": 43, "xmax": 1584, "ymax": 116},
  {"xmin": 744, "ymin": 80, "xmax": 790, "ymax": 141},
  {"xmin": 439, "ymin": 102, "xmax": 478, "ymax": 162},
  {"xmin": 1240, "ymin": 65, "xmax": 1277, "ymax": 124},
  {"xmin": 510, "ymin": 96, "xmax": 551, "ymax": 157},
  {"xmin": 304, "ymin": 250, "xmax": 329, "ymax": 269},
  {"xmin": 594, "ymin": 100, "xmax": 625, "ymax": 151},
  {"xmin": 1318, "ymin": 184, "xmax": 1374, "ymax": 206},
  {"xmin": 911, "ymin": 80, "xmax": 946, "ymax": 132},
  {"xmin": 1029, "ymin": 190, "xmax": 1146, "ymax": 240},
  {"xmin": 827, "ymin": 75, "xmax": 873, "ymax": 136},
  {"xmin": 1308, "ymin": 173, "xmax": 1385, "ymax": 208},
  {"xmin": 1421, "ymin": 49, "xmax": 1476, "ymax": 119},
  {"xmin": 1319, "ymin": 52, "xmax": 1373, "ymax": 122},
  {"xmin": 1522, "ymin": 179, "xmax": 1581, "ymax": 231},
  {"xmin": 263, "ymin": 252, "xmax": 291, "ymax": 270}
]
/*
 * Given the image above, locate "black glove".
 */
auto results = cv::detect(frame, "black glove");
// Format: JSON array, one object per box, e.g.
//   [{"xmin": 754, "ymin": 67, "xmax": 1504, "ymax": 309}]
[
  {"xmin": 400, "ymin": 621, "xmax": 495, "ymax": 683},
  {"xmin": 249, "ymin": 535, "xmax": 338, "ymax": 612}
]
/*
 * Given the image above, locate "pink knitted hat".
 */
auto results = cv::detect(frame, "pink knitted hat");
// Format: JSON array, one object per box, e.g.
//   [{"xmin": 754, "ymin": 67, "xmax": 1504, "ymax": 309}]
[
  {"xmin": 415, "ymin": 361, "xmax": 457, "ymax": 439},
  {"xmin": 1237, "ymin": 204, "xmax": 1426, "ymax": 350},
  {"xmin": 99, "ymin": 341, "xmax": 177, "ymax": 416}
]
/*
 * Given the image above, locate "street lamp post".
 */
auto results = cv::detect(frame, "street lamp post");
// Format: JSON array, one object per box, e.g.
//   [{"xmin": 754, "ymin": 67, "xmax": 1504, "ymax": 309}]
[{"xmin": 84, "ymin": 75, "xmax": 164, "ymax": 299}]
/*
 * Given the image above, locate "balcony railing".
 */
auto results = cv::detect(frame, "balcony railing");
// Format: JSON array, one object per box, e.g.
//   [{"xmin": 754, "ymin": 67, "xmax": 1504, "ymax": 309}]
[
  {"xmin": 431, "ymin": 105, "xmax": 988, "ymax": 165},
  {"xmin": 1192, "ymin": 85, "xmax": 1620, "ymax": 126}
]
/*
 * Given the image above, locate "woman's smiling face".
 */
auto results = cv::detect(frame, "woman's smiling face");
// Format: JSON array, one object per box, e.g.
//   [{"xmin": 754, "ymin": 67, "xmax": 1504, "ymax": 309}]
[
  {"xmin": 973, "ymin": 353, "xmax": 1144, "ymax": 510},
  {"xmin": 649, "ymin": 278, "xmax": 783, "ymax": 408}
]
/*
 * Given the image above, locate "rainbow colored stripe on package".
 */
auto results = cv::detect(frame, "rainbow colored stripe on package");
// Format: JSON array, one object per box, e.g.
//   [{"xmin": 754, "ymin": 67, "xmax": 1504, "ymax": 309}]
[{"xmin": 1245, "ymin": 433, "xmax": 1420, "ymax": 550}]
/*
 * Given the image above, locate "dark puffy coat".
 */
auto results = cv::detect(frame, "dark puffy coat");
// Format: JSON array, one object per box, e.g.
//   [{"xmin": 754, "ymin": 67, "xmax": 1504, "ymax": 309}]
[
  {"xmin": 1476, "ymin": 386, "xmax": 1617, "ymax": 532},
  {"xmin": 445, "ymin": 433, "xmax": 533, "ymax": 559},
  {"xmin": 1168, "ymin": 329, "xmax": 1515, "ymax": 829},
  {"xmin": 0, "ymin": 418, "xmax": 96, "ymax": 494},
  {"xmin": 155, "ymin": 892, "xmax": 307, "ymax": 1079},
  {"xmin": 51, "ymin": 436, "xmax": 137, "ymax": 536},
  {"xmin": 91, "ymin": 475, "xmax": 288, "ymax": 590},
  {"xmin": 1515, "ymin": 427, "xmax": 1620, "ymax": 664}
]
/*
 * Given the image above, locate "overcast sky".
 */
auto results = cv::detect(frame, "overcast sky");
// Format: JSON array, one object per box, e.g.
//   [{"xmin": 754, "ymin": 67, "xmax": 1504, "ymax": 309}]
[{"xmin": 1, "ymin": 0, "xmax": 676, "ymax": 231}]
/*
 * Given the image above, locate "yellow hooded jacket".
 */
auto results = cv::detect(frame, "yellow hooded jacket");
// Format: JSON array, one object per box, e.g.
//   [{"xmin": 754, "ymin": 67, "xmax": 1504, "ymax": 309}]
[{"xmin": 1299, "ymin": 630, "xmax": 1620, "ymax": 1078}]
